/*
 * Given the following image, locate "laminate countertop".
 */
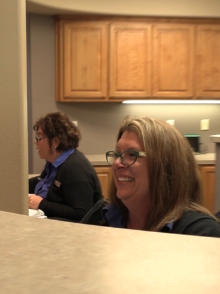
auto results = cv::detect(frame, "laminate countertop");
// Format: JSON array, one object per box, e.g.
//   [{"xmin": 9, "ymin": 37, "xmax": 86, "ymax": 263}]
[
  {"xmin": 1, "ymin": 210, "xmax": 220, "ymax": 294},
  {"xmin": 85, "ymin": 153, "xmax": 216, "ymax": 165},
  {"xmin": 210, "ymin": 134, "xmax": 220, "ymax": 143}
]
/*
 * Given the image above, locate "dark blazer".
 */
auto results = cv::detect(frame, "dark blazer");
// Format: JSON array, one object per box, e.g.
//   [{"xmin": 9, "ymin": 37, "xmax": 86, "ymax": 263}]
[
  {"xmin": 29, "ymin": 150, "xmax": 103, "ymax": 222},
  {"xmin": 81, "ymin": 200, "xmax": 220, "ymax": 237}
]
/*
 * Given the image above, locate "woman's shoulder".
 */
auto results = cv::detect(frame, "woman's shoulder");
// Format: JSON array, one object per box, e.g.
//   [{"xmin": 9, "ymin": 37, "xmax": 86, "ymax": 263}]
[
  {"xmin": 172, "ymin": 210, "xmax": 220, "ymax": 237},
  {"xmin": 57, "ymin": 149, "xmax": 90, "ymax": 171},
  {"xmin": 80, "ymin": 199, "xmax": 108, "ymax": 225},
  {"xmin": 63, "ymin": 149, "xmax": 92, "ymax": 166}
]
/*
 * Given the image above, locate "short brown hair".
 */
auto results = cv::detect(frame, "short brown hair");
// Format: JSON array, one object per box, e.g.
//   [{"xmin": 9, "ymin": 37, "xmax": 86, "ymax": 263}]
[{"xmin": 33, "ymin": 112, "xmax": 81, "ymax": 151}]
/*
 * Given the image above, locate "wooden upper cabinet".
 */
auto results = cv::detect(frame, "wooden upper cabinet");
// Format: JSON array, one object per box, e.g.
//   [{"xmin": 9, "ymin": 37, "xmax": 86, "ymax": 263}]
[
  {"xmin": 56, "ymin": 20, "xmax": 108, "ymax": 101},
  {"xmin": 55, "ymin": 17, "xmax": 220, "ymax": 102},
  {"xmin": 109, "ymin": 22, "xmax": 151, "ymax": 99},
  {"xmin": 196, "ymin": 25, "xmax": 220, "ymax": 99},
  {"xmin": 152, "ymin": 24, "xmax": 195, "ymax": 98}
]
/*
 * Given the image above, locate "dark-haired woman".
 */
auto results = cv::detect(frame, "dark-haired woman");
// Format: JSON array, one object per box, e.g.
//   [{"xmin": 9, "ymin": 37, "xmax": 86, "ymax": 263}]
[{"xmin": 29, "ymin": 112, "xmax": 102, "ymax": 222}]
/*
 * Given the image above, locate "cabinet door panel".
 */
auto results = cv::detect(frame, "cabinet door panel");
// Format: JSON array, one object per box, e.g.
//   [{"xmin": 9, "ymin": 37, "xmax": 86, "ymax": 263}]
[
  {"xmin": 94, "ymin": 167, "xmax": 112, "ymax": 199},
  {"xmin": 196, "ymin": 25, "xmax": 220, "ymax": 98},
  {"xmin": 56, "ymin": 21, "xmax": 108, "ymax": 101},
  {"xmin": 199, "ymin": 165, "xmax": 215, "ymax": 213},
  {"xmin": 109, "ymin": 22, "xmax": 151, "ymax": 99},
  {"xmin": 153, "ymin": 24, "xmax": 194, "ymax": 98}
]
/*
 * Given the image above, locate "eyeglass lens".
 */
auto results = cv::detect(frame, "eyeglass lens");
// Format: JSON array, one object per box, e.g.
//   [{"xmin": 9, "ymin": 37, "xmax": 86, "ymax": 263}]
[
  {"xmin": 35, "ymin": 136, "xmax": 44, "ymax": 142},
  {"xmin": 107, "ymin": 151, "xmax": 138, "ymax": 166}
]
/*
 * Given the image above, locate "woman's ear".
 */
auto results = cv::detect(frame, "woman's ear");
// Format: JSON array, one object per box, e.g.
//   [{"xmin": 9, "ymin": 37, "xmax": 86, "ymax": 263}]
[{"xmin": 53, "ymin": 137, "xmax": 60, "ymax": 149}]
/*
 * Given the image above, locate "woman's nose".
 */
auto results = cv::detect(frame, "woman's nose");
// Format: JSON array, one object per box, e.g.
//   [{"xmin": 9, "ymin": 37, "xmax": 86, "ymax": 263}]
[{"xmin": 113, "ymin": 156, "xmax": 124, "ymax": 167}]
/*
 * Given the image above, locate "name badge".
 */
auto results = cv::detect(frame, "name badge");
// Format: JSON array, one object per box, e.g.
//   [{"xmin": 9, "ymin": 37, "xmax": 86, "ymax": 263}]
[{"xmin": 54, "ymin": 180, "xmax": 61, "ymax": 187}]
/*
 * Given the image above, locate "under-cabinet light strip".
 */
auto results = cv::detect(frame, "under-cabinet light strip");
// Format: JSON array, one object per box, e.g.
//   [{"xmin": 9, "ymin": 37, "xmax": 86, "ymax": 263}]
[{"xmin": 122, "ymin": 100, "xmax": 220, "ymax": 104}]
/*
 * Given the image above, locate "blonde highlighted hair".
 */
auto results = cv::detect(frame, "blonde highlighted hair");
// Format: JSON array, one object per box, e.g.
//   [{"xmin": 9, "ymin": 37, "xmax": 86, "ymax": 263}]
[{"xmin": 108, "ymin": 116, "xmax": 217, "ymax": 231}]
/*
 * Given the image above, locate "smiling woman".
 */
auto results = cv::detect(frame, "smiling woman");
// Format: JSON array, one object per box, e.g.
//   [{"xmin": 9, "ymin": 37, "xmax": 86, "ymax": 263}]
[
  {"xmin": 81, "ymin": 115, "xmax": 220, "ymax": 238},
  {"xmin": 28, "ymin": 112, "xmax": 103, "ymax": 222}
]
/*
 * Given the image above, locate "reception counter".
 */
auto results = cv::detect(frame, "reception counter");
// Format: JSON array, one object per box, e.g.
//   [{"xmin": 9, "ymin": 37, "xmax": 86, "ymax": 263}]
[{"xmin": 0, "ymin": 210, "xmax": 220, "ymax": 293}]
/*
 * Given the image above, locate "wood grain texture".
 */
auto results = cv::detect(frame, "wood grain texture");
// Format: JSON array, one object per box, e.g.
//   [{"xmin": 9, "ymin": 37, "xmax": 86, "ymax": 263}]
[
  {"xmin": 199, "ymin": 165, "xmax": 215, "ymax": 213},
  {"xmin": 94, "ymin": 166, "xmax": 112, "ymax": 199},
  {"xmin": 196, "ymin": 25, "xmax": 220, "ymax": 98},
  {"xmin": 109, "ymin": 22, "xmax": 151, "ymax": 99},
  {"xmin": 56, "ymin": 20, "xmax": 108, "ymax": 101},
  {"xmin": 152, "ymin": 23, "xmax": 194, "ymax": 98},
  {"xmin": 56, "ymin": 17, "xmax": 220, "ymax": 102}
]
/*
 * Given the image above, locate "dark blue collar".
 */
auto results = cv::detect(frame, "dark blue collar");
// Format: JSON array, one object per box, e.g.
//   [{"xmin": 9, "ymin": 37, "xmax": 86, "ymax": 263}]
[
  {"xmin": 102, "ymin": 203, "xmax": 174, "ymax": 231},
  {"xmin": 51, "ymin": 148, "xmax": 75, "ymax": 168}
]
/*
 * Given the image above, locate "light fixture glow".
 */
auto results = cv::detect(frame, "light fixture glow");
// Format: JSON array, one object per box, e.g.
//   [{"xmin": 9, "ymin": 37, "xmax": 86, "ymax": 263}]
[{"xmin": 122, "ymin": 100, "xmax": 220, "ymax": 104}]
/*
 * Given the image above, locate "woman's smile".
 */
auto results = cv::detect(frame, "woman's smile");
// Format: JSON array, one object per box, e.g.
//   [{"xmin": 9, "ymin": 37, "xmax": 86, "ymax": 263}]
[{"xmin": 117, "ymin": 176, "xmax": 134, "ymax": 182}]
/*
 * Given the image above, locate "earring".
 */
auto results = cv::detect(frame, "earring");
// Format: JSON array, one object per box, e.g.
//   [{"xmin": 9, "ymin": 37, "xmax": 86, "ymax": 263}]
[{"xmin": 54, "ymin": 146, "xmax": 58, "ymax": 153}]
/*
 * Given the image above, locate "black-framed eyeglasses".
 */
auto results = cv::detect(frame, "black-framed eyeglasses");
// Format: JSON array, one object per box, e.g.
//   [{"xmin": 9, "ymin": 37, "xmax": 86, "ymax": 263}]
[
  {"xmin": 35, "ymin": 136, "xmax": 46, "ymax": 143},
  {"xmin": 106, "ymin": 150, "xmax": 146, "ymax": 166}
]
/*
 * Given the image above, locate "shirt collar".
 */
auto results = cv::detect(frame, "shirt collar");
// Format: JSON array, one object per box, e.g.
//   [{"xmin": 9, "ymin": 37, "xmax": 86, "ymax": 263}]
[
  {"xmin": 51, "ymin": 148, "xmax": 75, "ymax": 168},
  {"xmin": 162, "ymin": 221, "xmax": 174, "ymax": 232},
  {"xmin": 102, "ymin": 203, "xmax": 174, "ymax": 232},
  {"xmin": 102, "ymin": 204, "xmax": 126, "ymax": 228}
]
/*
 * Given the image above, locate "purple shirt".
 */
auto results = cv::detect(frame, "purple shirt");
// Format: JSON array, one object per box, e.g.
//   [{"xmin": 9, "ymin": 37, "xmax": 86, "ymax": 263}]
[{"xmin": 34, "ymin": 149, "xmax": 75, "ymax": 198}]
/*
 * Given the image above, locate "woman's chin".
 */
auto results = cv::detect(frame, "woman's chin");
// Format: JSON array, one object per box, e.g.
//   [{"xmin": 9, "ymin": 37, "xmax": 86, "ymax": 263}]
[{"xmin": 116, "ymin": 191, "xmax": 130, "ymax": 201}]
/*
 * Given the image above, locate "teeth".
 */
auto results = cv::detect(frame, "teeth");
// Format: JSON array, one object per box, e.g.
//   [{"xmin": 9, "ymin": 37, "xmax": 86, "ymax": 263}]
[{"xmin": 118, "ymin": 177, "xmax": 134, "ymax": 182}]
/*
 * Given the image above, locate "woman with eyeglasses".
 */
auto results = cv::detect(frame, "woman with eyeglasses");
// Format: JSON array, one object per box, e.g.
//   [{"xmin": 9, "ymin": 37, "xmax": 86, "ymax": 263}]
[
  {"xmin": 28, "ymin": 112, "xmax": 102, "ymax": 222},
  {"xmin": 81, "ymin": 116, "xmax": 220, "ymax": 237}
]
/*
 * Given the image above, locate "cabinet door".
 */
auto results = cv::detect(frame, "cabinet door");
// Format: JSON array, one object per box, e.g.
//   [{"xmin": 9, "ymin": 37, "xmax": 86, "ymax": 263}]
[
  {"xmin": 199, "ymin": 165, "xmax": 215, "ymax": 213},
  {"xmin": 196, "ymin": 25, "xmax": 220, "ymax": 98},
  {"xmin": 94, "ymin": 167, "xmax": 112, "ymax": 199},
  {"xmin": 152, "ymin": 24, "xmax": 194, "ymax": 98},
  {"xmin": 109, "ymin": 22, "xmax": 151, "ymax": 99},
  {"xmin": 56, "ymin": 20, "xmax": 108, "ymax": 101}
]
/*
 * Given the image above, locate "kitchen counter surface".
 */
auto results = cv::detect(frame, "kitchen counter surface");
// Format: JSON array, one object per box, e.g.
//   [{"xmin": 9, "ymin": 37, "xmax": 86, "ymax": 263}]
[
  {"xmin": 210, "ymin": 134, "xmax": 220, "ymax": 143},
  {"xmin": 86, "ymin": 153, "xmax": 216, "ymax": 165},
  {"xmin": 1, "ymin": 210, "xmax": 220, "ymax": 294},
  {"xmin": 194, "ymin": 152, "xmax": 215, "ymax": 164},
  {"xmin": 85, "ymin": 154, "xmax": 107, "ymax": 165}
]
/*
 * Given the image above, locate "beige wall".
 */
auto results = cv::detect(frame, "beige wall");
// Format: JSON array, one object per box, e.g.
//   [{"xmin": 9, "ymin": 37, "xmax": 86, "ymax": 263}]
[
  {"xmin": 0, "ymin": 0, "xmax": 28, "ymax": 214},
  {"xmin": 27, "ymin": 14, "xmax": 220, "ymax": 174},
  {"xmin": 26, "ymin": 0, "xmax": 220, "ymax": 174},
  {"xmin": 0, "ymin": 0, "xmax": 219, "ymax": 212}
]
